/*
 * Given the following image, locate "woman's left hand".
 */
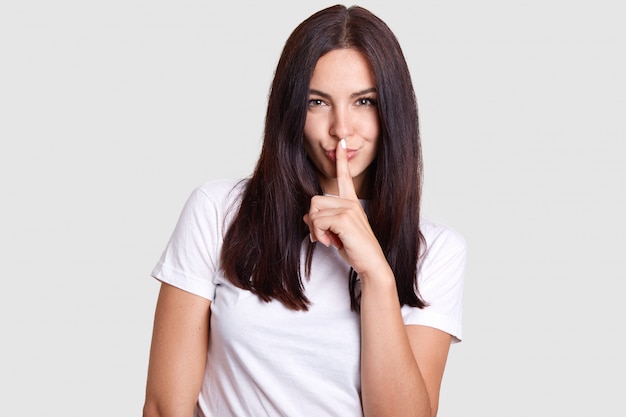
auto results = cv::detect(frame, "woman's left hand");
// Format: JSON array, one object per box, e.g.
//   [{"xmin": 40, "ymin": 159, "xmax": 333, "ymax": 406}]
[{"xmin": 303, "ymin": 139, "xmax": 389, "ymax": 276}]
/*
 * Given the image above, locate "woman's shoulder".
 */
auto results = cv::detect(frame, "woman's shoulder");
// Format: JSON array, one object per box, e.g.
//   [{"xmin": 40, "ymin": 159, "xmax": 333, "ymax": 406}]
[
  {"xmin": 176, "ymin": 179, "xmax": 249, "ymax": 221},
  {"xmin": 419, "ymin": 217, "xmax": 466, "ymax": 255},
  {"xmin": 191, "ymin": 178, "xmax": 248, "ymax": 205}
]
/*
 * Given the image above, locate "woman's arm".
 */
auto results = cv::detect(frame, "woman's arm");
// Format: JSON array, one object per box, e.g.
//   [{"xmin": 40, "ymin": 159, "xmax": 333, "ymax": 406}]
[
  {"xmin": 143, "ymin": 282, "xmax": 211, "ymax": 417},
  {"xmin": 359, "ymin": 265, "xmax": 451, "ymax": 417},
  {"xmin": 305, "ymin": 139, "xmax": 452, "ymax": 417}
]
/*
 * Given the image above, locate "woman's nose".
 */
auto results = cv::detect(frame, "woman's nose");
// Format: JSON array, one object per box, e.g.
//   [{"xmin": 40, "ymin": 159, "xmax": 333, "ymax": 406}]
[{"xmin": 329, "ymin": 108, "xmax": 354, "ymax": 139}]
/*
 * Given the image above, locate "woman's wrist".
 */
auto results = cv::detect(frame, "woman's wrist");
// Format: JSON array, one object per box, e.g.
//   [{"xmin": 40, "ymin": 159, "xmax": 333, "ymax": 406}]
[{"xmin": 359, "ymin": 261, "xmax": 396, "ymax": 291}]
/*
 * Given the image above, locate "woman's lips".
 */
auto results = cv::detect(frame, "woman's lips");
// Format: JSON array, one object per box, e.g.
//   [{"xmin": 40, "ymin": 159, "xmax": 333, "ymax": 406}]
[{"xmin": 325, "ymin": 149, "xmax": 357, "ymax": 162}]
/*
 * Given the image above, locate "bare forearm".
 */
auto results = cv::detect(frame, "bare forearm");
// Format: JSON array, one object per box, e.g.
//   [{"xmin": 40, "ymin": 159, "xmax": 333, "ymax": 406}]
[{"xmin": 359, "ymin": 267, "xmax": 431, "ymax": 417}]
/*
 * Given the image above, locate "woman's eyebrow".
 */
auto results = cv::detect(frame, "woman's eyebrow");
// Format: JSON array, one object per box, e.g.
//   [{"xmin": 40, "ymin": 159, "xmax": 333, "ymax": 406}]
[
  {"xmin": 308, "ymin": 89, "xmax": 331, "ymax": 99},
  {"xmin": 350, "ymin": 87, "xmax": 377, "ymax": 98},
  {"xmin": 308, "ymin": 87, "xmax": 377, "ymax": 100}
]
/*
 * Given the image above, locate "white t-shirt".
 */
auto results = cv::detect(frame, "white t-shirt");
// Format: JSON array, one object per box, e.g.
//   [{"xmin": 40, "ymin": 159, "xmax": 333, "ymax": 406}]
[{"xmin": 152, "ymin": 179, "xmax": 466, "ymax": 417}]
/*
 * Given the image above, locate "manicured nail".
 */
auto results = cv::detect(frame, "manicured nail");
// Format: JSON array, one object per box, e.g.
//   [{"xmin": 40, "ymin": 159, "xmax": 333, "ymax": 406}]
[{"xmin": 340, "ymin": 138, "xmax": 346, "ymax": 149}]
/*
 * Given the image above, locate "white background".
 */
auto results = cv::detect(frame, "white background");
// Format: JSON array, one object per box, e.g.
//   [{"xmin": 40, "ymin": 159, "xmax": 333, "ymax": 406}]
[{"xmin": 1, "ymin": 0, "xmax": 624, "ymax": 415}]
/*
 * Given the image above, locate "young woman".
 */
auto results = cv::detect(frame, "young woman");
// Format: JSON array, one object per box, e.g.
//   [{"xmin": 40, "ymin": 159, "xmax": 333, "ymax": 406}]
[{"xmin": 143, "ymin": 5, "xmax": 465, "ymax": 417}]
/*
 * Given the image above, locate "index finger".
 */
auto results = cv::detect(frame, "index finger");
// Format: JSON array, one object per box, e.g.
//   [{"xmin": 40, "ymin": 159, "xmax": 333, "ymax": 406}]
[{"xmin": 336, "ymin": 138, "xmax": 358, "ymax": 200}]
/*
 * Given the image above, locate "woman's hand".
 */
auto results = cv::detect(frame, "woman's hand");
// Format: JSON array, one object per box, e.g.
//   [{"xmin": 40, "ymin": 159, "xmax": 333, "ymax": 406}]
[{"xmin": 303, "ymin": 139, "xmax": 388, "ymax": 277}]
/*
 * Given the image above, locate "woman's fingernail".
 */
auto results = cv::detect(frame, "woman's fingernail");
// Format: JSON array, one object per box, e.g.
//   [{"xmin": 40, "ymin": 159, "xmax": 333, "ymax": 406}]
[{"xmin": 340, "ymin": 138, "xmax": 346, "ymax": 149}]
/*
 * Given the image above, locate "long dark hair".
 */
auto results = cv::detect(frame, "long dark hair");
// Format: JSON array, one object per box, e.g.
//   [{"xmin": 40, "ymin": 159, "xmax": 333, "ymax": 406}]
[{"xmin": 221, "ymin": 4, "xmax": 426, "ymax": 311}]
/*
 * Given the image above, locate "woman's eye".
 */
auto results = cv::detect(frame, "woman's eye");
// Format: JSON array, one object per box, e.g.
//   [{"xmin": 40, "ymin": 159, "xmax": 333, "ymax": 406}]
[
  {"xmin": 356, "ymin": 97, "xmax": 377, "ymax": 106},
  {"xmin": 308, "ymin": 99, "xmax": 326, "ymax": 106}
]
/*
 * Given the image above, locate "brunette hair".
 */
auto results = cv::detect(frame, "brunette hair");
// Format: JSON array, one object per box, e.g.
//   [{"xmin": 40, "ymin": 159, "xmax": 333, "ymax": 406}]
[{"xmin": 221, "ymin": 4, "xmax": 426, "ymax": 311}]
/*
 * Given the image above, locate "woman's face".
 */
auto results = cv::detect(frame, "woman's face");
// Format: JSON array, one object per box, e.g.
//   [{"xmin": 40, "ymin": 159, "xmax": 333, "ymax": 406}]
[{"xmin": 303, "ymin": 48, "xmax": 380, "ymax": 198}]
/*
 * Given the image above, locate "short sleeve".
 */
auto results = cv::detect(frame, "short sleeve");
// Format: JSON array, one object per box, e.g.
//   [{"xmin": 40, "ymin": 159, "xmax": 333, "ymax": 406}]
[
  {"xmin": 151, "ymin": 185, "xmax": 224, "ymax": 301},
  {"xmin": 401, "ymin": 222, "xmax": 466, "ymax": 343}
]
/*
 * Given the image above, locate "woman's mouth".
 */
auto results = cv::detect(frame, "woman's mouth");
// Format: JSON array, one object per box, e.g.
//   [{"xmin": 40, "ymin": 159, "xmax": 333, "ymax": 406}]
[{"xmin": 325, "ymin": 149, "xmax": 357, "ymax": 162}]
